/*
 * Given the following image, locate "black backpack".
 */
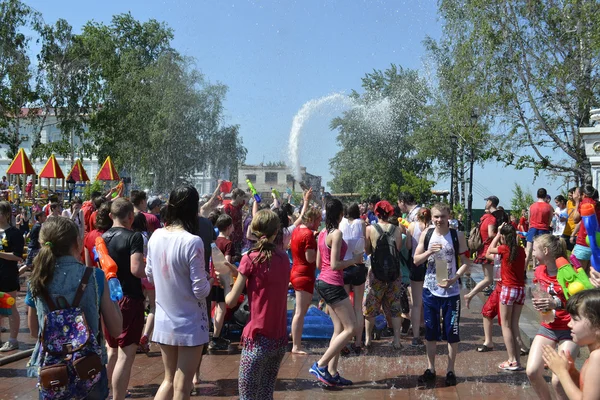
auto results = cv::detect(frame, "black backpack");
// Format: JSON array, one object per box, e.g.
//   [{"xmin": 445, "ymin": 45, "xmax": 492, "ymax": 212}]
[
  {"xmin": 423, "ymin": 227, "xmax": 461, "ymax": 269},
  {"xmin": 371, "ymin": 224, "xmax": 401, "ymax": 282}
]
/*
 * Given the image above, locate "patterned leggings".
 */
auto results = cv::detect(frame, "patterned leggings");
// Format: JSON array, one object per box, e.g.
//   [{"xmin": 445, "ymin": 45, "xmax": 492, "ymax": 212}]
[{"xmin": 238, "ymin": 336, "xmax": 286, "ymax": 400}]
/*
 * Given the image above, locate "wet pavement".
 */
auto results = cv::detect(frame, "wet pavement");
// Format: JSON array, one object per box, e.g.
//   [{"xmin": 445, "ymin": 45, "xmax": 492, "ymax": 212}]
[{"xmin": 1, "ymin": 270, "xmax": 550, "ymax": 399}]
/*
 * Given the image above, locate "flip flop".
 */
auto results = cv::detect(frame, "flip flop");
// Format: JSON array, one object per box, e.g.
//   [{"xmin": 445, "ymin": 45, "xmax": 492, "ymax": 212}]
[
  {"xmin": 520, "ymin": 348, "xmax": 530, "ymax": 356},
  {"xmin": 477, "ymin": 345, "xmax": 493, "ymax": 352}
]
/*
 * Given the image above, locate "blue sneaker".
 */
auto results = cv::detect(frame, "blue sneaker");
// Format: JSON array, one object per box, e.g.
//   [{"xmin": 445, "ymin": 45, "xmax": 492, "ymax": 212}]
[
  {"xmin": 309, "ymin": 362, "xmax": 337, "ymax": 386},
  {"xmin": 332, "ymin": 373, "xmax": 353, "ymax": 386}
]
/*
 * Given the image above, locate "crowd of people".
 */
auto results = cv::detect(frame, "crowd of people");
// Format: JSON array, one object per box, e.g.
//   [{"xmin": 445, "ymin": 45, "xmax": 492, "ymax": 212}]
[{"xmin": 0, "ymin": 181, "xmax": 599, "ymax": 400}]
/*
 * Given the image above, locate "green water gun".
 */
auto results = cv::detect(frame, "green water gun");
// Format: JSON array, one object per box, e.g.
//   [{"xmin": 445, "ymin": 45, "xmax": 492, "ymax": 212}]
[
  {"xmin": 246, "ymin": 179, "xmax": 261, "ymax": 203},
  {"xmin": 271, "ymin": 188, "xmax": 280, "ymax": 199},
  {"xmin": 556, "ymin": 257, "xmax": 594, "ymax": 299}
]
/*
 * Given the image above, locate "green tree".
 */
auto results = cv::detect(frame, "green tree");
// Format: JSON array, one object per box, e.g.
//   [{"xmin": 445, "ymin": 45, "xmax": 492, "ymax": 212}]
[
  {"xmin": 0, "ymin": 0, "xmax": 41, "ymax": 159},
  {"xmin": 437, "ymin": 0, "xmax": 600, "ymax": 184},
  {"xmin": 510, "ymin": 183, "xmax": 534, "ymax": 216},
  {"xmin": 329, "ymin": 65, "xmax": 434, "ymax": 202}
]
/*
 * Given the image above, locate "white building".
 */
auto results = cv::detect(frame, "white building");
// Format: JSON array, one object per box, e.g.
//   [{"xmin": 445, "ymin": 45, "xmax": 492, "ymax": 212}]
[
  {"xmin": 237, "ymin": 164, "xmax": 322, "ymax": 195},
  {"xmin": 1, "ymin": 109, "xmax": 100, "ymax": 180}
]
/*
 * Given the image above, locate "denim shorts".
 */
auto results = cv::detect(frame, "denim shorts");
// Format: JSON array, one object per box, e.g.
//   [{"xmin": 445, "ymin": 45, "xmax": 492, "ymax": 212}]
[
  {"xmin": 527, "ymin": 228, "xmax": 551, "ymax": 243},
  {"xmin": 573, "ymin": 244, "xmax": 592, "ymax": 261}
]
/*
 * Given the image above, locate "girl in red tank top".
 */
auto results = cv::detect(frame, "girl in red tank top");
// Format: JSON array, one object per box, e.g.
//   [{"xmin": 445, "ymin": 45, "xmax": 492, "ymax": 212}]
[{"xmin": 543, "ymin": 289, "xmax": 600, "ymax": 400}]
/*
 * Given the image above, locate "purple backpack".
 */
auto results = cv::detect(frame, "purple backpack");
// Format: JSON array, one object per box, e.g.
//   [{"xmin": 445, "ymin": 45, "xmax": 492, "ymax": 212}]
[{"xmin": 36, "ymin": 268, "xmax": 103, "ymax": 399}]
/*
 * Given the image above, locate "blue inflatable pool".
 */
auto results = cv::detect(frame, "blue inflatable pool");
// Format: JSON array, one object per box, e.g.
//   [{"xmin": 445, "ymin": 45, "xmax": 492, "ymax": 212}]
[{"xmin": 287, "ymin": 306, "xmax": 333, "ymax": 340}]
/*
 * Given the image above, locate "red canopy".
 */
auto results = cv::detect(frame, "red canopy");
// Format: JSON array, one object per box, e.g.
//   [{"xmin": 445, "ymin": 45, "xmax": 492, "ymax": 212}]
[
  {"xmin": 67, "ymin": 159, "xmax": 90, "ymax": 182},
  {"xmin": 39, "ymin": 154, "xmax": 65, "ymax": 179},
  {"xmin": 6, "ymin": 148, "xmax": 36, "ymax": 175},
  {"xmin": 96, "ymin": 156, "xmax": 119, "ymax": 181}
]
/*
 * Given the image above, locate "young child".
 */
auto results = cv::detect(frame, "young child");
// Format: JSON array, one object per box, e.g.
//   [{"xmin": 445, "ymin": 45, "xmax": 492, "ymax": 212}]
[
  {"xmin": 526, "ymin": 234, "xmax": 579, "ymax": 400},
  {"xmin": 19, "ymin": 211, "xmax": 46, "ymax": 275},
  {"xmin": 209, "ymin": 213, "xmax": 236, "ymax": 351},
  {"xmin": 543, "ymin": 289, "xmax": 600, "ymax": 399},
  {"xmin": 487, "ymin": 223, "xmax": 526, "ymax": 371},
  {"xmin": 225, "ymin": 209, "xmax": 290, "ymax": 400}
]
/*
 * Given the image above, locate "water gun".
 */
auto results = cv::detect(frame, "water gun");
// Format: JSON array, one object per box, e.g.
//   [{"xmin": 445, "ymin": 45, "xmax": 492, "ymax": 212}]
[
  {"xmin": 397, "ymin": 217, "xmax": 409, "ymax": 228},
  {"xmin": 0, "ymin": 292, "xmax": 15, "ymax": 316},
  {"xmin": 246, "ymin": 179, "xmax": 261, "ymax": 203},
  {"xmin": 556, "ymin": 257, "xmax": 594, "ymax": 299},
  {"xmin": 580, "ymin": 203, "xmax": 600, "ymax": 272},
  {"xmin": 271, "ymin": 188, "xmax": 280, "ymax": 199},
  {"xmin": 111, "ymin": 180, "xmax": 124, "ymax": 198},
  {"xmin": 94, "ymin": 237, "xmax": 123, "ymax": 301}
]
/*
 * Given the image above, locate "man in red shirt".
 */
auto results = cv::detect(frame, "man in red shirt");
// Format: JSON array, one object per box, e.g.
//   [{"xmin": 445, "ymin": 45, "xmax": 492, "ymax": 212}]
[
  {"xmin": 130, "ymin": 190, "xmax": 161, "ymax": 235},
  {"xmin": 525, "ymin": 188, "xmax": 554, "ymax": 268}
]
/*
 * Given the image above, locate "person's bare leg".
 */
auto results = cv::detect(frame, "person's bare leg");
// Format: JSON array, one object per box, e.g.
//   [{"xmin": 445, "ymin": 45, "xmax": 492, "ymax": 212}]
[
  {"xmin": 155, "ymin": 344, "xmax": 177, "ymax": 400},
  {"xmin": 352, "ymin": 283, "xmax": 365, "ymax": 347},
  {"xmin": 317, "ymin": 298, "xmax": 356, "ymax": 375},
  {"xmin": 7, "ymin": 291, "xmax": 19, "ymax": 341},
  {"xmin": 391, "ymin": 317, "xmax": 402, "ymax": 348},
  {"xmin": 425, "ymin": 340, "xmax": 436, "ymax": 371},
  {"xmin": 291, "ymin": 290, "xmax": 312, "ymax": 354},
  {"xmin": 526, "ymin": 335, "xmax": 555, "ymax": 400},
  {"xmin": 482, "ymin": 316, "xmax": 494, "ymax": 348},
  {"xmin": 364, "ymin": 316, "xmax": 374, "ymax": 347},
  {"xmin": 464, "ymin": 264, "xmax": 493, "ymax": 308},
  {"xmin": 500, "ymin": 304, "xmax": 516, "ymax": 362},
  {"xmin": 111, "ymin": 344, "xmax": 138, "ymax": 400},
  {"xmin": 447, "ymin": 342, "xmax": 458, "ymax": 373},
  {"xmin": 173, "ymin": 345, "xmax": 203, "ymax": 400}
]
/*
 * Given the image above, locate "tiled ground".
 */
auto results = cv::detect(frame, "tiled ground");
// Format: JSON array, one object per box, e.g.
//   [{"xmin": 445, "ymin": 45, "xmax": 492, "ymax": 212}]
[{"xmin": 0, "ymin": 284, "xmax": 547, "ymax": 400}]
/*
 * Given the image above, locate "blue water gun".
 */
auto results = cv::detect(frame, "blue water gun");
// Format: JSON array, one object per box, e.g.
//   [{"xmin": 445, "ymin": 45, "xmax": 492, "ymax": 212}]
[{"xmin": 581, "ymin": 203, "xmax": 600, "ymax": 272}]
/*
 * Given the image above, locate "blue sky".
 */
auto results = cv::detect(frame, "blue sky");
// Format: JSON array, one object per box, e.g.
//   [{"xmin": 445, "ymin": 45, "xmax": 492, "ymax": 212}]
[{"xmin": 24, "ymin": 0, "xmax": 566, "ymax": 208}]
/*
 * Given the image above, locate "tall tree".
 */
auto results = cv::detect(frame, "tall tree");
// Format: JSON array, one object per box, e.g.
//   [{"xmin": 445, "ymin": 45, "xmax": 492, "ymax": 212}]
[
  {"xmin": 0, "ymin": 0, "xmax": 40, "ymax": 159},
  {"xmin": 438, "ymin": 0, "xmax": 600, "ymax": 184},
  {"xmin": 329, "ymin": 65, "xmax": 434, "ymax": 202}
]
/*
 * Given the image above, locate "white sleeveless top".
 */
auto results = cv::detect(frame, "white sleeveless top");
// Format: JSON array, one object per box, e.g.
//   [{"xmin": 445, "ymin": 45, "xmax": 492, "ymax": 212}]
[
  {"xmin": 411, "ymin": 222, "xmax": 425, "ymax": 256},
  {"xmin": 339, "ymin": 218, "xmax": 364, "ymax": 261}
]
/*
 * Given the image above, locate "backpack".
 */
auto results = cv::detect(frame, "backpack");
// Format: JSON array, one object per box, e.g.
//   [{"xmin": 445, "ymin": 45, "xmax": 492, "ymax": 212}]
[
  {"xmin": 371, "ymin": 224, "xmax": 401, "ymax": 282},
  {"xmin": 424, "ymin": 228, "xmax": 461, "ymax": 269},
  {"xmin": 37, "ymin": 268, "xmax": 103, "ymax": 400},
  {"xmin": 468, "ymin": 222, "xmax": 483, "ymax": 252},
  {"xmin": 233, "ymin": 295, "xmax": 250, "ymax": 327}
]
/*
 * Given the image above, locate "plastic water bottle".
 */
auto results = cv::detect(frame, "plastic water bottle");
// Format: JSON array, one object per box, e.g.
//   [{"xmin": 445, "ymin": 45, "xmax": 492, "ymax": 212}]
[
  {"xmin": 531, "ymin": 283, "xmax": 555, "ymax": 324},
  {"xmin": 107, "ymin": 278, "xmax": 123, "ymax": 302},
  {"xmin": 493, "ymin": 254, "xmax": 502, "ymax": 281}
]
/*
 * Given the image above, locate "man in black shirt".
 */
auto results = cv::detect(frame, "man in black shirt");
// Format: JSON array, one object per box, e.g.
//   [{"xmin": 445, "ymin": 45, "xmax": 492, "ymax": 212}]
[
  {"xmin": 20, "ymin": 212, "xmax": 46, "ymax": 274},
  {"xmin": 103, "ymin": 198, "xmax": 145, "ymax": 400}
]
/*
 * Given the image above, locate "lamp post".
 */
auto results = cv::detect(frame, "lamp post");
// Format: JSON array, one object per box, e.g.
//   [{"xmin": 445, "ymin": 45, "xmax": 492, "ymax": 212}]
[
  {"xmin": 67, "ymin": 176, "xmax": 76, "ymax": 203},
  {"xmin": 450, "ymin": 134, "xmax": 457, "ymax": 210},
  {"xmin": 465, "ymin": 111, "xmax": 478, "ymax": 234}
]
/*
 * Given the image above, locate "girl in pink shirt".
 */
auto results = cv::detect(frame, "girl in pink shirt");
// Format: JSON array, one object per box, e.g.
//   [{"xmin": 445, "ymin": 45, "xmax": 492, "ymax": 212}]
[
  {"xmin": 309, "ymin": 198, "xmax": 362, "ymax": 387},
  {"xmin": 226, "ymin": 209, "xmax": 290, "ymax": 400}
]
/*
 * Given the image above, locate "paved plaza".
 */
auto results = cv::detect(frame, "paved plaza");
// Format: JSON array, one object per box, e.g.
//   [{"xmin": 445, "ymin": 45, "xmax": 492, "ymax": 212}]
[{"xmin": 0, "ymin": 274, "xmax": 548, "ymax": 399}]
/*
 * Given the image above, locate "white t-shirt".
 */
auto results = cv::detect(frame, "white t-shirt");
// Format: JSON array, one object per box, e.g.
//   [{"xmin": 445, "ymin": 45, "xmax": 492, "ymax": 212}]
[
  {"xmin": 339, "ymin": 218, "xmax": 365, "ymax": 261},
  {"xmin": 424, "ymin": 229, "xmax": 460, "ymax": 298},
  {"xmin": 146, "ymin": 228, "xmax": 211, "ymax": 346}
]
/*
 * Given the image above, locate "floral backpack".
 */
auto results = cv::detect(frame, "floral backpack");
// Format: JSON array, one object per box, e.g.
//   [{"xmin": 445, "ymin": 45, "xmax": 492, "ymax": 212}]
[{"xmin": 36, "ymin": 267, "xmax": 103, "ymax": 399}]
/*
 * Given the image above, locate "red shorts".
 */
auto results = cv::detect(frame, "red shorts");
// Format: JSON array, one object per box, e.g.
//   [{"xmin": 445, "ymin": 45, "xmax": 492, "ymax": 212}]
[
  {"xmin": 500, "ymin": 286, "xmax": 525, "ymax": 306},
  {"xmin": 481, "ymin": 283, "xmax": 502, "ymax": 326},
  {"xmin": 290, "ymin": 270, "xmax": 316, "ymax": 293},
  {"xmin": 141, "ymin": 278, "xmax": 155, "ymax": 291},
  {"xmin": 104, "ymin": 296, "xmax": 145, "ymax": 348}
]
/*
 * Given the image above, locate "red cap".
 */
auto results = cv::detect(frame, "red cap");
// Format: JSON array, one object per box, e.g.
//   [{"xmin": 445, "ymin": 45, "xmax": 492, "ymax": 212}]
[{"xmin": 374, "ymin": 200, "xmax": 395, "ymax": 218}]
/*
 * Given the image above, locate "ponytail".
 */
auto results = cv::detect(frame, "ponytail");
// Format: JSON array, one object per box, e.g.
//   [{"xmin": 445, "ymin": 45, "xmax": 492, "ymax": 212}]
[
  {"xmin": 29, "ymin": 217, "xmax": 80, "ymax": 298},
  {"xmin": 249, "ymin": 210, "xmax": 280, "ymax": 266},
  {"xmin": 499, "ymin": 224, "xmax": 518, "ymax": 263}
]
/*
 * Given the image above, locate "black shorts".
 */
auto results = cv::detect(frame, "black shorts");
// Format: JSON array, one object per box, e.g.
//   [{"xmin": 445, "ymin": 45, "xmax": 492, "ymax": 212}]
[
  {"xmin": 409, "ymin": 264, "xmax": 426, "ymax": 282},
  {"xmin": 0, "ymin": 268, "xmax": 19, "ymax": 293},
  {"xmin": 211, "ymin": 286, "xmax": 225, "ymax": 303},
  {"xmin": 315, "ymin": 280, "xmax": 348, "ymax": 306},
  {"xmin": 561, "ymin": 234, "xmax": 575, "ymax": 252},
  {"xmin": 343, "ymin": 264, "xmax": 367, "ymax": 286}
]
